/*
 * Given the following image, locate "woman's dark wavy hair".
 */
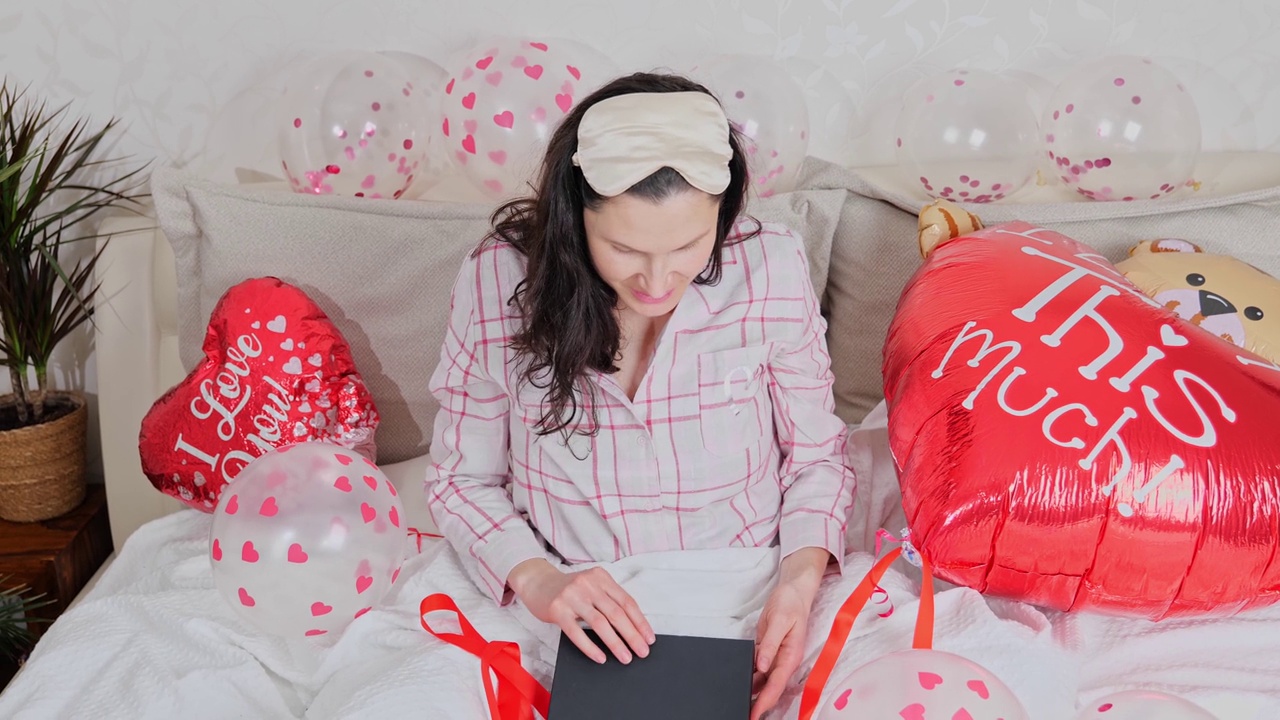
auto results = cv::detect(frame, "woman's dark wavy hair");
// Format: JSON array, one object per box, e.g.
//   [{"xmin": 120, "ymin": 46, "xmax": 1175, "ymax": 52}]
[{"xmin": 481, "ymin": 71, "xmax": 757, "ymax": 441}]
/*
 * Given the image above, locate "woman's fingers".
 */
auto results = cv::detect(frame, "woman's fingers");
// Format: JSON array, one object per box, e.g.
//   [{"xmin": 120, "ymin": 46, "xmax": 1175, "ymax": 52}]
[
  {"xmin": 558, "ymin": 616, "xmax": 607, "ymax": 664},
  {"xmin": 601, "ymin": 583, "xmax": 654, "ymax": 656},
  {"xmin": 580, "ymin": 605, "xmax": 636, "ymax": 663},
  {"xmin": 754, "ymin": 610, "xmax": 791, "ymax": 673},
  {"xmin": 751, "ymin": 635, "xmax": 804, "ymax": 720}
]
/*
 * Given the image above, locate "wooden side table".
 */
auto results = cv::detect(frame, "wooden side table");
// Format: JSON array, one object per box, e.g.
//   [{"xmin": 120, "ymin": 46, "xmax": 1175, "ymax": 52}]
[{"xmin": 0, "ymin": 484, "xmax": 113, "ymax": 688}]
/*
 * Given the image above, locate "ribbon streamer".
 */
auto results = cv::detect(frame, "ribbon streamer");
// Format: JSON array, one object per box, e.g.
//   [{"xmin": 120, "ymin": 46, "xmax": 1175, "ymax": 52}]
[
  {"xmin": 420, "ymin": 594, "xmax": 552, "ymax": 720},
  {"xmin": 797, "ymin": 547, "xmax": 935, "ymax": 720}
]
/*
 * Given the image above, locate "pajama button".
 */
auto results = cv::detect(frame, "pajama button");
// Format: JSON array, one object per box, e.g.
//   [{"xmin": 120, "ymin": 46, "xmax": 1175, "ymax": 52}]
[{"xmin": 636, "ymin": 434, "xmax": 649, "ymax": 447}]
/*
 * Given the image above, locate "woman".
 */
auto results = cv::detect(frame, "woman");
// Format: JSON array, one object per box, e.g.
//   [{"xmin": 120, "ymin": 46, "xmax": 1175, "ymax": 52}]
[{"xmin": 425, "ymin": 71, "xmax": 855, "ymax": 718}]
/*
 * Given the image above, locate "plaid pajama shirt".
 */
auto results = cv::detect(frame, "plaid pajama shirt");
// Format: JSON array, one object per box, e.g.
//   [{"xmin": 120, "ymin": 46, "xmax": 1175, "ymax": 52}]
[{"xmin": 424, "ymin": 220, "xmax": 856, "ymax": 604}]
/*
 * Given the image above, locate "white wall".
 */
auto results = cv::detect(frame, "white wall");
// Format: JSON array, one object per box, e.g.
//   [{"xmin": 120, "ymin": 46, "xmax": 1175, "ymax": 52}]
[{"xmin": 4, "ymin": 0, "xmax": 1280, "ymax": 477}]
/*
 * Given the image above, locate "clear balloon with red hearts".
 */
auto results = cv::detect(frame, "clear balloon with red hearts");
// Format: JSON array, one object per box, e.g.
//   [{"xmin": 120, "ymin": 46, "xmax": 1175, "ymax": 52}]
[
  {"xmin": 210, "ymin": 441, "xmax": 408, "ymax": 640},
  {"xmin": 818, "ymin": 650, "xmax": 1028, "ymax": 720},
  {"xmin": 437, "ymin": 35, "xmax": 619, "ymax": 201}
]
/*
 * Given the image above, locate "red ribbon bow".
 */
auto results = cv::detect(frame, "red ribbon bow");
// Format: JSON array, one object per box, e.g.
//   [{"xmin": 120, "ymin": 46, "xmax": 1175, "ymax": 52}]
[{"xmin": 419, "ymin": 594, "xmax": 552, "ymax": 720}]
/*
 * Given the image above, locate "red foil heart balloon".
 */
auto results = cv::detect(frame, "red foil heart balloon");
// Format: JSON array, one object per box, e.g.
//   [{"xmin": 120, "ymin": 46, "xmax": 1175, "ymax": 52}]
[
  {"xmin": 883, "ymin": 222, "xmax": 1280, "ymax": 619},
  {"xmin": 139, "ymin": 278, "xmax": 379, "ymax": 511}
]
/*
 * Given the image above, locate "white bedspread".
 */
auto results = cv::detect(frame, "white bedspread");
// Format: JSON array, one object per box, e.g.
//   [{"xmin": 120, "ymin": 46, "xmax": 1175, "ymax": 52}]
[{"xmin": 2, "ymin": 405, "xmax": 1278, "ymax": 719}]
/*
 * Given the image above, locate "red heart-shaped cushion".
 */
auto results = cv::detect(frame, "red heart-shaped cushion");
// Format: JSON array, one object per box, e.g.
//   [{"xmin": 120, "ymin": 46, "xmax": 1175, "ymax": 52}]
[
  {"xmin": 883, "ymin": 221, "xmax": 1280, "ymax": 619},
  {"xmin": 140, "ymin": 277, "xmax": 379, "ymax": 511}
]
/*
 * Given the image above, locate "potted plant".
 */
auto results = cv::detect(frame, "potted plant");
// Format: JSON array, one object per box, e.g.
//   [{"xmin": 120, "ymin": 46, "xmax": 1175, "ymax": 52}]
[
  {"xmin": 0, "ymin": 575, "xmax": 52, "ymax": 665},
  {"xmin": 0, "ymin": 80, "xmax": 147, "ymax": 522}
]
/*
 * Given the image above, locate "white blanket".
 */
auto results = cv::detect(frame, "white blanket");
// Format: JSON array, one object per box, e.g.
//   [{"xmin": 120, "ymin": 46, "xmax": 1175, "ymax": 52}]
[{"xmin": 3, "ymin": 406, "xmax": 1279, "ymax": 719}]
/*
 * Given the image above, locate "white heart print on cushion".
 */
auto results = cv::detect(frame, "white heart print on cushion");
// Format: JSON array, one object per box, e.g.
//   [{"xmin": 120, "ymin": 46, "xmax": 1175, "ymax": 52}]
[{"xmin": 209, "ymin": 441, "xmax": 407, "ymax": 640}]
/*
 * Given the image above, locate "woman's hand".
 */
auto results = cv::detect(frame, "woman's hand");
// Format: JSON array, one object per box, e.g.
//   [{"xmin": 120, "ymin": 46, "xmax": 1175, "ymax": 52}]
[
  {"xmin": 507, "ymin": 558, "xmax": 655, "ymax": 665},
  {"xmin": 751, "ymin": 547, "xmax": 831, "ymax": 720}
]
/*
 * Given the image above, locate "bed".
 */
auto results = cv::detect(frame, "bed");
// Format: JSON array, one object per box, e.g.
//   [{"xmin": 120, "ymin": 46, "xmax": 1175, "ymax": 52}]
[{"xmin": 3, "ymin": 158, "xmax": 1280, "ymax": 719}]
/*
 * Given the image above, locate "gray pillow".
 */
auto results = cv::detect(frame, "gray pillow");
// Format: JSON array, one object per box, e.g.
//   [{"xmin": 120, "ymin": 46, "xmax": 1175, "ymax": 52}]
[
  {"xmin": 152, "ymin": 168, "xmax": 846, "ymax": 463},
  {"xmin": 806, "ymin": 160, "xmax": 1280, "ymax": 425}
]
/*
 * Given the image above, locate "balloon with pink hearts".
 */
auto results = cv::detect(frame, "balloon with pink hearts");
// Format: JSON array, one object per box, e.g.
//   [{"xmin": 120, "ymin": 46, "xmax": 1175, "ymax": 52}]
[
  {"xmin": 209, "ymin": 441, "xmax": 408, "ymax": 641},
  {"xmin": 689, "ymin": 54, "xmax": 810, "ymax": 199},
  {"xmin": 1042, "ymin": 55, "xmax": 1201, "ymax": 201},
  {"xmin": 277, "ymin": 50, "xmax": 431, "ymax": 199},
  {"xmin": 1074, "ymin": 690, "xmax": 1219, "ymax": 720},
  {"xmin": 818, "ymin": 649, "xmax": 1029, "ymax": 720},
  {"xmin": 440, "ymin": 36, "xmax": 619, "ymax": 201}
]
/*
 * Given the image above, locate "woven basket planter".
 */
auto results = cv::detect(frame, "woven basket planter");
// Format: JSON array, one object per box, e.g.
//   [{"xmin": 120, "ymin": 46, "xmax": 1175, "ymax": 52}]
[{"xmin": 0, "ymin": 391, "xmax": 88, "ymax": 522}]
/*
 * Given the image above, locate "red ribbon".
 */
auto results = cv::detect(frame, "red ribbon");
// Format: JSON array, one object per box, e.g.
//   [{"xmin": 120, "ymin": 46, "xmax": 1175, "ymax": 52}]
[
  {"xmin": 407, "ymin": 527, "xmax": 443, "ymax": 553},
  {"xmin": 419, "ymin": 594, "xmax": 552, "ymax": 720},
  {"xmin": 797, "ymin": 546, "xmax": 935, "ymax": 720}
]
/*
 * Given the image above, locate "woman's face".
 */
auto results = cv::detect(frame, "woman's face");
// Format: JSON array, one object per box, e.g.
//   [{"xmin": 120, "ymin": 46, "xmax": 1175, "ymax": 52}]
[{"xmin": 584, "ymin": 189, "xmax": 721, "ymax": 320}]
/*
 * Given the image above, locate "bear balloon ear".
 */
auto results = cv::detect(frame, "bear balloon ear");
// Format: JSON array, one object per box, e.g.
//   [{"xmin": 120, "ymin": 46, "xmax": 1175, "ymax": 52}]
[
  {"xmin": 1128, "ymin": 238, "xmax": 1205, "ymax": 257},
  {"xmin": 918, "ymin": 199, "xmax": 983, "ymax": 259}
]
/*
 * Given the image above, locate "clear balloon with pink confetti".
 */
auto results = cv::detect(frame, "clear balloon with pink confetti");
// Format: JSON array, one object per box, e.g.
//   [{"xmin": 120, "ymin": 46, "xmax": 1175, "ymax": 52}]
[
  {"xmin": 895, "ymin": 69, "xmax": 1040, "ymax": 203},
  {"xmin": 380, "ymin": 51, "xmax": 453, "ymax": 198},
  {"xmin": 210, "ymin": 441, "xmax": 408, "ymax": 640},
  {"xmin": 691, "ymin": 54, "xmax": 810, "ymax": 199},
  {"xmin": 440, "ymin": 36, "xmax": 618, "ymax": 201},
  {"xmin": 277, "ymin": 50, "xmax": 431, "ymax": 199},
  {"xmin": 1042, "ymin": 56, "xmax": 1201, "ymax": 201}
]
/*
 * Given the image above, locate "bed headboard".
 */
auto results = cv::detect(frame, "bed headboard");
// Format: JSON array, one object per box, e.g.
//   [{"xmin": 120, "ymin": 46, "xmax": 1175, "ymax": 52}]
[{"xmin": 95, "ymin": 212, "xmax": 187, "ymax": 549}]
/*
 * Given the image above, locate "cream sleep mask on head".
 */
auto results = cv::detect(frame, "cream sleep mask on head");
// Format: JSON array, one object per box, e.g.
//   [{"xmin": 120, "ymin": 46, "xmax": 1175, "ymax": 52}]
[{"xmin": 571, "ymin": 91, "xmax": 733, "ymax": 197}]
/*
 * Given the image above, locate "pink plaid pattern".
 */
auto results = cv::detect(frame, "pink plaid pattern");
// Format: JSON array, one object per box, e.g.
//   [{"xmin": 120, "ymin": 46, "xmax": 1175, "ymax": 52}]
[{"xmin": 424, "ymin": 220, "xmax": 856, "ymax": 604}]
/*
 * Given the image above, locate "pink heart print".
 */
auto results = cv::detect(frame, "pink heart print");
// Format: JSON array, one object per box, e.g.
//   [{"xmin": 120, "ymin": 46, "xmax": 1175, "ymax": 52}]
[
  {"xmin": 225, "ymin": 494, "xmax": 239, "ymax": 514},
  {"xmin": 523, "ymin": 65, "xmax": 544, "ymax": 80},
  {"xmin": 529, "ymin": 41, "xmax": 548, "ymax": 51},
  {"xmin": 334, "ymin": 475, "xmax": 353, "ymax": 492},
  {"xmin": 952, "ymin": 710, "xmax": 975, "ymax": 720},
  {"xmin": 462, "ymin": 92, "xmax": 476, "ymax": 110},
  {"xmin": 242, "ymin": 541, "xmax": 260, "ymax": 563},
  {"xmin": 462, "ymin": 135, "xmax": 477, "ymax": 154},
  {"xmin": 834, "ymin": 689, "xmax": 852, "ymax": 710},
  {"xmin": 356, "ymin": 575, "xmax": 374, "ymax": 594},
  {"xmin": 360, "ymin": 502, "xmax": 376, "ymax": 523},
  {"xmin": 389, "ymin": 506, "xmax": 401, "ymax": 528},
  {"xmin": 288, "ymin": 543, "xmax": 309, "ymax": 563},
  {"xmin": 311, "ymin": 601, "xmax": 333, "ymax": 616},
  {"xmin": 900, "ymin": 703, "xmax": 926, "ymax": 720},
  {"xmin": 475, "ymin": 55, "xmax": 494, "ymax": 70},
  {"xmin": 493, "ymin": 111, "xmax": 514, "ymax": 129},
  {"xmin": 363, "ymin": 475, "xmax": 378, "ymax": 490},
  {"xmin": 555, "ymin": 93, "xmax": 573, "ymax": 113},
  {"xmin": 238, "ymin": 587, "xmax": 255, "ymax": 607},
  {"xmin": 566, "ymin": 65, "xmax": 581, "ymax": 80},
  {"xmin": 335, "ymin": 453, "xmax": 353, "ymax": 466},
  {"xmin": 259, "ymin": 497, "xmax": 278, "ymax": 517},
  {"xmin": 488, "ymin": 150, "xmax": 508, "ymax": 166},
  {"xmin": 967, "ymin": 679, "xmax": 990, "ymax": 699},
  {"xmin": 445, "ymin": 78, "xmax": 455, "ymax": 94},
  {"xmin": 918, "ymin": 672, "xmax": 943, "ymax": 690}
]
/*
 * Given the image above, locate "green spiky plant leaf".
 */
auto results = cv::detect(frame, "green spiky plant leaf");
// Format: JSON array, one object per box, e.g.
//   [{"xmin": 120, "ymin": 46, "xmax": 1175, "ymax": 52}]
[
  {"xmin": 0, "ymin": 79, "xmax": 149, "ymax": 427},
  {"xmin": 0, "ymin": 575, "xmax": 54, "ymax": 661}
]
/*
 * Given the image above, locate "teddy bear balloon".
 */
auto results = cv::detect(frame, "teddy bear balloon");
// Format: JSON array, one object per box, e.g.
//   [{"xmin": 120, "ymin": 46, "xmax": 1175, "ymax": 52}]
[{"xmin": 1116, "ymin": 238, "xmax": 1279, "ymax": 366}]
